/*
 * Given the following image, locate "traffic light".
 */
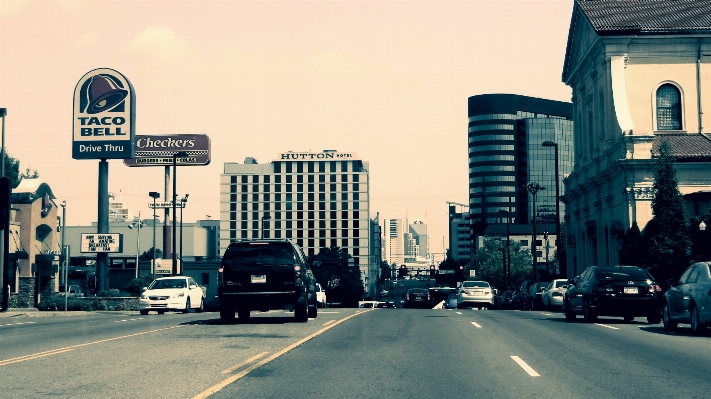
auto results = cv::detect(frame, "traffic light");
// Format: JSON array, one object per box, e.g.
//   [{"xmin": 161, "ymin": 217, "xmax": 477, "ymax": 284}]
[
  {"xmin": 399, "ymin": 265, "xmax": 406, "ymax": 278},
  {"xmin": 430, "ymin": 265, "xmax": 435, "ymax": 278},
  {"xmin": 455, "ymin": 265, "xmax": 464, "ymax": 281}
]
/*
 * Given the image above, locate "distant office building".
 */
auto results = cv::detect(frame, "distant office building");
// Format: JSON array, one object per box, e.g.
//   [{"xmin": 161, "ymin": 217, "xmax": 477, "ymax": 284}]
[
  {"xmin": 220, "ymin": 150, "xmax": 375, "ymax": 294},
  {"xmin": 408, "ymin": 220, "xmax": 428, "ymax": 258},
  {"xmin": 383, "ymin": 218, "xmax": 404, "ymax": 266},
  {"xmin": 448, "ymin": 203, "xmax": 471, "ymax": 262}
]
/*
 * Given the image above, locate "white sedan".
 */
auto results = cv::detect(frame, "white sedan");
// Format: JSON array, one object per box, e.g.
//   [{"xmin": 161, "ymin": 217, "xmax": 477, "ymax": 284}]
[
  {"xmin": 542, "ymin": 279, "xmax": 569, "ymax": 309},
  {"xmin": 138, "ymin": 276, "xmax": 205, "ymax": 315}
]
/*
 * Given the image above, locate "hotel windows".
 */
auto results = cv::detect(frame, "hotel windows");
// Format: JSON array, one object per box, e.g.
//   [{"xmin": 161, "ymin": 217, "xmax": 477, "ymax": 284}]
[{"xmin": 656, "ymin": 84, "xmax": 682, "ymax": 130}]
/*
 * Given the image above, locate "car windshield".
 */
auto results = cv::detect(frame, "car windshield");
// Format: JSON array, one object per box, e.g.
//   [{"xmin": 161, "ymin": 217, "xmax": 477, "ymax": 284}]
[
  {"xmin": 149, "ymin": 279, "xmax": 186, "ymax": 289},
  {"xmin": 462, "ymin": 281, "xmax": 489, "ymax": 288},
  {"xmin": 553, "ymin": 280, "xmax": 568, "ymax": 288},
  {"xmin": 597, "ymin": 268, "xmax": 650, "ymax": 281},
  {"xmin": 222, "ymin": 242, "xmax": 295, "ymax": 268}
]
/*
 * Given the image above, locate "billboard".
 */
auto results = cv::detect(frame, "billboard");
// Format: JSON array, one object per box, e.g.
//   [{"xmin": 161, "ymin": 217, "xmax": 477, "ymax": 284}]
[
  {"xmin": 80, "ymin": 233, "xmax": 123, "ymax": 253},
  {"xmin": 123, "ymin": 134, "xmax": 211, "ymax": 167},
  {"xmin": 73, "ymin": 68, "xmax": 136, "ymax": 159}
]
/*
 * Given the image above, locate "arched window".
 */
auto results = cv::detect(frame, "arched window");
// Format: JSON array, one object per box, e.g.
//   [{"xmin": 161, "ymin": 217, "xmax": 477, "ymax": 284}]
[{"xmin": 656, "ymin": 84, "xmax": 682, "ymax": 130}]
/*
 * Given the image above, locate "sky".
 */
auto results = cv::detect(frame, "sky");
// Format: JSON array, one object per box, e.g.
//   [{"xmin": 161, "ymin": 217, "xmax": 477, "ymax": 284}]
[{"xmin": 0, "ymin": 0, "xmax": 573, "ymax": 258}]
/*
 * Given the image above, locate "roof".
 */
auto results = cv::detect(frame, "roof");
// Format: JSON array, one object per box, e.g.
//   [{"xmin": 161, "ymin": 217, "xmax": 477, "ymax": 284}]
[
  {"xmin": 12, "ymin": 178, "xmax": 56, "ymax": 203},
  {"xmin": 651, "ymin": 134, "xmax": 711, "ymax": 158},
  {"xmin": 576, "ymin": 0, "xmax": 711, "ymax": 35}
]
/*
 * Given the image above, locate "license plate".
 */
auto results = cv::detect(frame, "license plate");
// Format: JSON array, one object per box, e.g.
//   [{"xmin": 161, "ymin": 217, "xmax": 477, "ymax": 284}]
[
  {"xmin": 624, "ymin": 287, "xmax": 638, "ymax": 294},
  {"xmin": 251, "ymin": 275, "xmax": 266, "ymax": 283},
  {"xmin": 473, "ymin": 291, "xmax": 484, "ymax": 295},
  {"xmin": 415, "ymin": 296, "xmax": 423, "ymax": 300}
]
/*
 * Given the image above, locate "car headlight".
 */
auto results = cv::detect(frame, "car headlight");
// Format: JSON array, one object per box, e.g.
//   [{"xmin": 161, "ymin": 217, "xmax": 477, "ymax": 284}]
[{"xmin": 172, "ymin": 292, "xmax": 185, "ymax": 298}]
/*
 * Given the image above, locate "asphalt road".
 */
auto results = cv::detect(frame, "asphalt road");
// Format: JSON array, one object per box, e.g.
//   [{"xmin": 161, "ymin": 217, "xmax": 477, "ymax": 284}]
[{"xmin": 2, "ymin": 308, "xmax": 711, "ymax": 399}]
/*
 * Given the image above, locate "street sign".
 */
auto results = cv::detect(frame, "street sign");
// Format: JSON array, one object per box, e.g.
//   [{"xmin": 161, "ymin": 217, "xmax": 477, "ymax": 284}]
[
  {"xmin": 149, "ymin": 201, "xmax": 186, "ymax": 209},
  {"xmin": 154, "ymin": 259, "xmax": 181, "ymax": 274},
  {"xmin": 438, "ymin": 269, "xmax": 454, "ymax": 274}
]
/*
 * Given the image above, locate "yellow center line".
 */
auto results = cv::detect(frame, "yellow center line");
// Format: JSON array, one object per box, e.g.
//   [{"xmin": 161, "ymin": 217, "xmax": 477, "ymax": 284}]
[
  {"xmin": 193, "ymin": 311, "xmax": 367, "ymax": 399},
  {"xmin": 221, "ymin": 352, "xmax": 269, "ymax": 374},
  {"xmin": 0, "ymin": 325, "xmax": 184, "ymax": 367}
]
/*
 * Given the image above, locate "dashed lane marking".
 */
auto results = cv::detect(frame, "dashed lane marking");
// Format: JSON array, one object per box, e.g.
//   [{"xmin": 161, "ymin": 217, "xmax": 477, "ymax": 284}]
[
  {"xmin": 510, "ymin": 356, "xmax": 540, "ymax": 377},
  {"xmin": 471, "ymin": 322, "xmax": 482, "ymax": 328},
  {"xmin": 593, "ymin": 323, "xmax": 619, "ymax": 330},
  {"xmin": 1, "ymin": 321, "xmax": 36, "ymax": 327}
]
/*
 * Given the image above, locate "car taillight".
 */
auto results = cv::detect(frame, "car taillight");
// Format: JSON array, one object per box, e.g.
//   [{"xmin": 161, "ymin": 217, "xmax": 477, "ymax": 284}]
[
  {"xmin": 294, "ymin": 265, "xmax": 302, "ymax": 284},
  {"xmin": 649, "ymin": 284, "xmax": 662, "ymax": 292}
]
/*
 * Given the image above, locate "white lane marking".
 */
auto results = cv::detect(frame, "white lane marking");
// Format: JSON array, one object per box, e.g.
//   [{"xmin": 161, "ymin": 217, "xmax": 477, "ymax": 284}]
[
  {"xmin": 471, "ymin": 321, "xmax": 482, "ymax": 328},
  {"xmin": 114, "ymin": 318, "xmax": 144, "ymax": 322},
  {"xmin": 593, "ymin": 323, "xmax": 619, "ymax": 330},
  {"xmin": 318, "ymin": 311, "xmax": 341, "ymax": 314},
  {"xmin": 1, "ymin": 321, "xmax": 36, "ymax": 327},
  {"xmin": 510, "ymin": 356, "xmax": 540, "ymax": 377},
  {"xmin": 221, "ymin": 352, "xmax": 269, "ymax": 374},
  {"xmin": 456, "ymin": 312, "xmax": 462, "ymax": 315},
  {"xmin": 543, "ymin": 313, "xmax": 554, "ymax": 316}
]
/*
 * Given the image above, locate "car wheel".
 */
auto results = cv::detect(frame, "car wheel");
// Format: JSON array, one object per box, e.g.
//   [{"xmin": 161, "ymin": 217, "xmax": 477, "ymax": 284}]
[
  {"xmin": 583, "ymin": 299, "xmax": 597, "ymax": 322},
  {"xmin": 237, "ymin": 308, "xmax": 250, "ymax": 320},
  {"xmin": 564, "ymin": 300, "xmax": 576, "ymax": 321},
  {"xmin": 140, "ymin": 310, "xmax": 149, "ymax": 315},
  {"xmin": 197, "ymin": 298, "xmax": 204, "ymax": 313},
  {"xmin": 691, "ymin": 305, "xmax": 705, "ymax": 334},
  {"xmin": 662, "ymin": 304, "xmax": 677, "ymax": 331},
  {"xmin": 295, "ymin": 304, "xmax": 308, "ymax": 322},
  {"xmin": 183, "ymin": 298, "xmax": 192, "ymax": 313},
  {"xmin": 220, "ymin": 306, "xmax": 235, "ymax": 323},
  {"xmin": 157, "ymin": 310, "xmax": 165, "ymax": 314},
  {"xmin": 308, "ymin": 304, "xmax": 317, "ymax": 318}
]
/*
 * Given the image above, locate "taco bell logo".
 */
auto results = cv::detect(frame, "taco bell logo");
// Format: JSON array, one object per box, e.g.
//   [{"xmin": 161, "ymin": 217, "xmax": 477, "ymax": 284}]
[{"xmin": 73, "ymin": 68, "xmax": 136, "ymax": 160}]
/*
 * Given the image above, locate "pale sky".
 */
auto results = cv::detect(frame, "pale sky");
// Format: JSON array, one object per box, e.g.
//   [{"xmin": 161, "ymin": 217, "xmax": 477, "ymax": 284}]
[{"xmin": 0, "ymin": 0, "xmax": 573, "ymax": 256}]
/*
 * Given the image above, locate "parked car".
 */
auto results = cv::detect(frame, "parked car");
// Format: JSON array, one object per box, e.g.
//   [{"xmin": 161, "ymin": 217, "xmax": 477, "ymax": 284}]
[
  {"xmin": 514, "ymin": 280, "xmax": 538, "ymax": 310},
  {"xmin": 564, "ymin": 266, "xmax": 662, "ymax": 324},
  {"xmin": 457, "ymin": 280, "xmax": 496, "ymax": 309},
  {"xmin": 445, "ymin": 293, "xmax": 458, "ymax": 309},
  {"xmin": 218, "ymin": 239, "xmax": 318, "ymax": 322},
  {"xmin": 138, "ymin": 276, "xmax": 205, "ymax": 315},
  {"xmin": 499, "ymin": 290, "xmax": 516, "ymax": 310},
  {"xmin": 523, "ymin": 282, "xmax": 549, "ymax": 310},
  {"xmin": 542, "ymin": 279, "xmax": 569, "ymax": 309},
  {"xmin": 316, "ymin": 283, "xmax": 327, "ymax": 308},
  {"xmin": 662, "ymin": 262, "xmax": 711, "ymax": 333},
  {"xmin": 358, "ymin": 300, "xmax": 378, "ymax": 308},
  {"xmin": 403, "ymin": 288, "xmax": 432, "ymax": 308}
]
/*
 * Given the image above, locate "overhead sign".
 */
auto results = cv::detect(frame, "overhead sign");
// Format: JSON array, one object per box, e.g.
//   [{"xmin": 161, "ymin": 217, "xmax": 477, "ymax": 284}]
[
  {"xmin": 73, "ymin": 68, "xmax": 136, "ymax": 160},
  {"xmin": 277, "ymin": 150, "xmax": 357, "ymax": 161},
  {"xmin": 80, "ymin": 233, "xmax": 123, "ymax": 253},
  {"xmin": 124, "ymin": 134, "xmax": 211, "ymax": 167},
  {"xmin": 149, "ymin": 201, "xmax": 186, "ymax": 209}
]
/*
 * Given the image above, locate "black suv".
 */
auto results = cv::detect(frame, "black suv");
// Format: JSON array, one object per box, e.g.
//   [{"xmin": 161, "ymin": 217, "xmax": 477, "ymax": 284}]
[{"xmin": 218, "ymin": 239, "xmax": 318, "ymax": 323}]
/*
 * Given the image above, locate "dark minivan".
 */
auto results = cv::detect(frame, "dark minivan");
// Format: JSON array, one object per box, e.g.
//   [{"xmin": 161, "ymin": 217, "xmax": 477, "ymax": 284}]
[{"xmin": 218, "ymin": 239, "xmax": 318, "ymax": 323}]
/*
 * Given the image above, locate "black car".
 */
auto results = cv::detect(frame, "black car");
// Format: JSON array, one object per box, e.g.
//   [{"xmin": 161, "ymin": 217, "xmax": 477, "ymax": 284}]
[
  {"xmin": 514, "ymin": 280, "xmax": 537, "ymax": 310},
  {"xmin": 663, "ymin": 262, "xmax": 711, "ymax": 333},
  {"xmin": 523, "ymin": 282, "xmax": 549, "ymax": 310},
  {"xmin": 218, "ymin": 239, "xmax": 318, "ymax": 323},
  {"xmin": 403, "ymin": 288, "xmax": 431, "ymax": 308},
  {"xmin": 564, "ymin": 265, "xmax": 662, "ymax": 324}
]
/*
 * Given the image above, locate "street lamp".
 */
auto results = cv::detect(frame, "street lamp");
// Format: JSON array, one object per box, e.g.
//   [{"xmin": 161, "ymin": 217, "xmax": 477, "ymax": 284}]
[
  {"xmin": 180, "ymin": 194, "xmax": 188, "ymax": 264},
  {"xmin": 542, "ymin": 140, "xmax": 561, "ymax": 277},
  {"xmin": 524, "ymin": 182, "xmax": 545, "ymax": 281},
  {"xmin": 498, "ymin": 209, "xmax": 511, "ymax": 287},
  {"xmin": 261, "ymin": 214, "xmax": 271, "ymax": 238},
  {"xmin": 60, "ymin": 201, "xmax": 67, "ymax": 312},
  {"xmin": 149, "ymin": 191, "xmax": 160, "ymax": 280},
  {"xmin": 128, "ymin": 211, "xmax": 144, "ymax": 279},
  {"xmin": 172, "ymin": 151, "xmax": 189, "ymax": 275}
]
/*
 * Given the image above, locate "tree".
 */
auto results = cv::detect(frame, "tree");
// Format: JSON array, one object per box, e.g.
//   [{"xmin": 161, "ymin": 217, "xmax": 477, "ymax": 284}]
[
  {"xmin": 646, "ymin": 140, "xmax": 692, "ymax": 283},
  {"xmin": 471, "ymin": 238, "xmax": 533, "ymax": 290},
  {"xmin": 308, "ymin": 246, "xmax": 364, "ymax": 307},
  {"xmin": 620, "ymin": 221, "xmax": 643, "ymax": 265},
  {"xmin": 140, "ymin": 248, "xmax": 163, "ymax": 261},
  {"xmin": 2, "ymin": 150, "xmax": 39, "ymax": 188}
]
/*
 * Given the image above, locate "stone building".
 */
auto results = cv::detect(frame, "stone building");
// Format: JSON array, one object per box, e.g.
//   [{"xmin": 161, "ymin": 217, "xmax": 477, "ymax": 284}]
[{"xmin": 562, "ymin": 0, "xmax": 711, "ymax": 276}]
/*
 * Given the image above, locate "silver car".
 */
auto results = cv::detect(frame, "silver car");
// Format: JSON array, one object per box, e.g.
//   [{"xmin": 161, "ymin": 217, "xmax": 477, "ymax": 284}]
[
  {"xmin": 663, "ymin": 262, "xmax": 711, "ymax": 334},
  {"xmin": 542, "ymin": 279, "xmax": 569, "ymax": 309},
  {"xmin": 457, "ymin": 281, "xmax": 496, "ymax": 309}
]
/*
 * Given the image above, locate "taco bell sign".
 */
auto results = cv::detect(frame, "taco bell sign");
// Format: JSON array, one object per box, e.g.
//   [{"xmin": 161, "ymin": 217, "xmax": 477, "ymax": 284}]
[{"xmin": 72, "ymin": 68, "xmax": 136, "ymax": 159}]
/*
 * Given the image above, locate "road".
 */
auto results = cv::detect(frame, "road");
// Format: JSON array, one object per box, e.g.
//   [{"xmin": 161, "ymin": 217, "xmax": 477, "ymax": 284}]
[{"xmin": 1, "ymin": 308, "xmax": 710, "ymax": 399}]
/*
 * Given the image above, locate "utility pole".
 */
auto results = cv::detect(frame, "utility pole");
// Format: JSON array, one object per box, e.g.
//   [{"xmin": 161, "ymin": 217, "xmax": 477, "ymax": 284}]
[{"xmin": 525, "ymin": 182, "xmax": 544, "ymax": 281}]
